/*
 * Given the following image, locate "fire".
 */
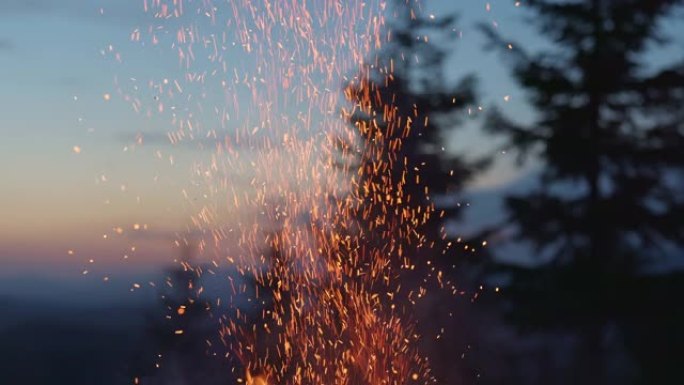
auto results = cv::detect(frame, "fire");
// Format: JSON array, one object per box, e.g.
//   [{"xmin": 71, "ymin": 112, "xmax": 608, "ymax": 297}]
[
  {"xmin": 124, "ymin": 0, "xmax": 444, "ymax": 384},
  {"xmin": 246, "ymin": 370, "xmax": 268, "ymax": 385}
]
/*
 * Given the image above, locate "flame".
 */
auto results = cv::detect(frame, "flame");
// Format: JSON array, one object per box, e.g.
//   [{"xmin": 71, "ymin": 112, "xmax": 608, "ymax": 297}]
[{"xmin": 246, "ymin": 370, "xmax": 268, "ymax": 385}]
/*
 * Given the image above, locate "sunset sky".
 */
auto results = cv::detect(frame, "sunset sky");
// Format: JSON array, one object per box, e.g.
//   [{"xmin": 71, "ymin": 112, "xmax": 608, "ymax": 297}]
[{"xmin": 1, "ymin": 0, "xmax": 681, "ymax": 289}]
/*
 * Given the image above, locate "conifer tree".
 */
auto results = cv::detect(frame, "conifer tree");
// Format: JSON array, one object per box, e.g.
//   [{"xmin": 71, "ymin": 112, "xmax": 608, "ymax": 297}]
[
  {"xmin": 340, "ymin": 2, "xmax": 486, "ymax": 383},
  {"xmin": 483, "ymin": 0, "xmax": 684, "ymax": 272},
  {"xmin": 343, "ymin": 1, "xmax": 485, "ymax": 255},
  {"xmin": 480, "ymin": 1, "xmax": 684, "ymax": 382}
]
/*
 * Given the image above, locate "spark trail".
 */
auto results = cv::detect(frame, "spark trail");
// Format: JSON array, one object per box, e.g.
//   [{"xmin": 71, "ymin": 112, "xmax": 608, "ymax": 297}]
[{"xmin": 123, "ymin": 0, "xmax": 456, "ymax": 384}]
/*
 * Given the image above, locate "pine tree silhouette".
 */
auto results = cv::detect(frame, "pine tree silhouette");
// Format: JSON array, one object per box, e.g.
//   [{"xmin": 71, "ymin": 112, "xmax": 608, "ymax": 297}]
[
  {"xmin": 482, "ymin": 0, "xmax": 684, "ymax": 272},
  {"xmin": 133, "ymin": 241, "xmax": 228, "ymax": 385},
  {"xmin": 480, "ymin": 0, "xmax": 684, "ymax": 382},
  {"xmin": 339, "ymin": 1, "xmax": 487, "ymax": 383},
  {"xmin": 342, "ymin": 0, "xmax": 486, "ymax": 257}
]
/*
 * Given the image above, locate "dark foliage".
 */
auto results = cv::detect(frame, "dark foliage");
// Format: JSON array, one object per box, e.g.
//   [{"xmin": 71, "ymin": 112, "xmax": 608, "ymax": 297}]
[
  {"xmin": 132, "ymin": 244, "xmax": 230, "ymax": 385},
  {"xmin": 480, "ymin": 0, "xmax": 684, "ymax": 383},
  {"xmin": 481, "ymin": 0, "xmax": 684, "ymax": 269},
  {"xmin": 342, "ymin": 1, "xmax": 487, "ymax": 251},
  {"xmin": 339, "ymin": 2, "xmax": 487, "ymax": 383}
]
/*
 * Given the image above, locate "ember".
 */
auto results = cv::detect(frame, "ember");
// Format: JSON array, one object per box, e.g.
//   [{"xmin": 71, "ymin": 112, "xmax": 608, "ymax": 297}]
[{"xmin": 127, "ymin": 0, "xmax": 451, "ymax": 384}]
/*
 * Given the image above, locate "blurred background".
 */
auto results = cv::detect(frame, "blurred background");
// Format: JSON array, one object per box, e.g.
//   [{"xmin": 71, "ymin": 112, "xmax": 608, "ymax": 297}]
[{"xmin": 1, "ymin": 0, "xmax": 683, "ymax": 384}]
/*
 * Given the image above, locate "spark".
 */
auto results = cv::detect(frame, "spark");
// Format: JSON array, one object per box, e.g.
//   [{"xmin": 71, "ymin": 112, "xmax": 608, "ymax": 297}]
[{"xmin": 110, "ymin": 0, "xmax": 475, "ymax": 383}]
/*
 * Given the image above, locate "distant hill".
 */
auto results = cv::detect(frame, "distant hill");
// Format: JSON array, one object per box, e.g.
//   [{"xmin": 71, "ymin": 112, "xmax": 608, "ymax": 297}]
[{"xmin": 0, "ymin": 296, "xmax": 150, "ymax": 385}]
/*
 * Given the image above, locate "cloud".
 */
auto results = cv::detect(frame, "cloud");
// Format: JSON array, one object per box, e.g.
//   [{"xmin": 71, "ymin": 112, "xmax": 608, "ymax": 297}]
[{"xmin": 117, "ymin": 130, "xmax": 288, "ymax": 151}]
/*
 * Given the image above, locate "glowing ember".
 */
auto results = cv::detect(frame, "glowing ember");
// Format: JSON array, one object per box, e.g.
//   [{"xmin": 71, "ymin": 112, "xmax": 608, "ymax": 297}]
[{"xmin": 118, "ymin": 0, "xmax": 457, "ymax": 384}]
